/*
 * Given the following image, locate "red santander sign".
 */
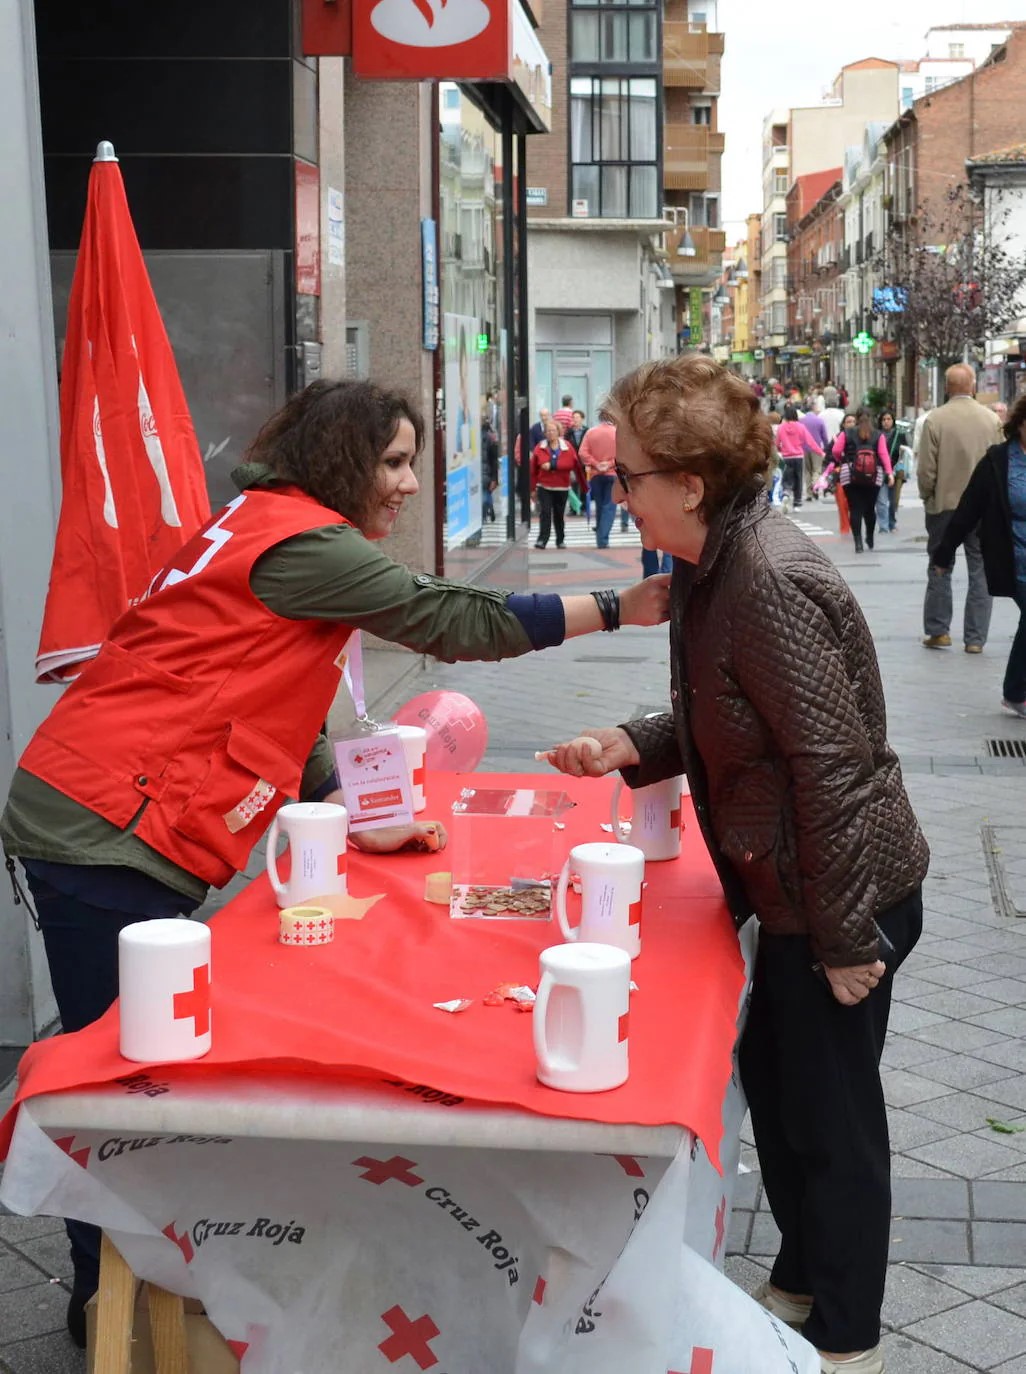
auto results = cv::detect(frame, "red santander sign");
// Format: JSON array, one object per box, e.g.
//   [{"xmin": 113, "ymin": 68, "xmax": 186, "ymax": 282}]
[{"xmin": 352, "ymin": 0, "xmax": 512, "ymax": 80}]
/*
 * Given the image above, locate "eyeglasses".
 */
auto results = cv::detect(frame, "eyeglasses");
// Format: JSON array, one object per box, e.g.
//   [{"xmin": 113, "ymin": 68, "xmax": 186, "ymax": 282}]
[{"xmin": 613, "ymin": 461, "xmax": 670, "ymax": 494}]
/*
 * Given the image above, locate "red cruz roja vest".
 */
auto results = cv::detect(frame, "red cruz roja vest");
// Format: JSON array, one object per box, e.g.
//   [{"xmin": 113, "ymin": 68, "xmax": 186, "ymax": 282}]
[{"xmin": 20, "ymin": 486, "xmax": 354, "ymax": 887}]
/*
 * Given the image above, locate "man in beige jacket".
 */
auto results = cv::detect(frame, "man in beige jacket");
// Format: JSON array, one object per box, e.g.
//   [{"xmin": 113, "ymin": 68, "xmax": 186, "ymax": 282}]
[{"xmin": 919, "ymin": 363, "xmax": 1003, "ymax": 650}]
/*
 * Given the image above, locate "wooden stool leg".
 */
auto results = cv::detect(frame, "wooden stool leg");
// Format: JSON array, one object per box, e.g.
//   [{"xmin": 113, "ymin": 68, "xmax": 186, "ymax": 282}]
[
  {"xmin": 147, "ymin": 1283, "xmax": 189, "ymax": 1374},
  {"xmin": 94, "ymin": 1232, "xmax": 136, "ymax": 1374}
]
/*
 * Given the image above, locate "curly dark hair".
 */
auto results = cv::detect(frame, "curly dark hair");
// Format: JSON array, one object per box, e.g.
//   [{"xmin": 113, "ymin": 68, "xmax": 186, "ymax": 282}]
[
  {"xmin": 244, "ymin": 380, "xmax": 424, "ymax": 527},
  {"xmin": 604, "ymin": 355, "xmax": 774, "ymax": 519},
  {"xmin": 1004, "ymin": 392, "xmax": 1026, "ymax": 443}
]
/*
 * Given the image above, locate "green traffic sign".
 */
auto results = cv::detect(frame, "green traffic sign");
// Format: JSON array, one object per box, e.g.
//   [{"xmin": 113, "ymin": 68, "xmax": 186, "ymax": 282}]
[{"xmin": 852, "ymin": 331, "xmax": 875, "ymax": 355}]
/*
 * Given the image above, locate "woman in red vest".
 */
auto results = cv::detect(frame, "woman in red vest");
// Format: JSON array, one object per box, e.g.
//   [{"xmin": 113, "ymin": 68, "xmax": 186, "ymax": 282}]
[{"xmin": 0, "ymin": 379, "xmax": 669, "ymax": 1346}]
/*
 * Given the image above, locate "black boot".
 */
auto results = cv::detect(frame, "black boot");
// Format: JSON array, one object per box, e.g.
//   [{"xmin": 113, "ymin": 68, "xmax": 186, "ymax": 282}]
[{"xmin": 854, "ymin": 533, "xmax": 864, "ymax": 553}]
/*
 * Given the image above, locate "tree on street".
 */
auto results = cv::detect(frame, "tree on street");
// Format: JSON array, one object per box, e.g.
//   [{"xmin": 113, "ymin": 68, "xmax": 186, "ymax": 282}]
[{"xmin": 873, "ymin": 182, "xmax": 1026, "ymax": 372}]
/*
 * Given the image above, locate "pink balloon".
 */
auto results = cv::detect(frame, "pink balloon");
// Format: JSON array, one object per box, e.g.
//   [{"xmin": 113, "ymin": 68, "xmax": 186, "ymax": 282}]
[{"xmin": 393, "ymin": 691, "xmax": 488, "ymax": 772}]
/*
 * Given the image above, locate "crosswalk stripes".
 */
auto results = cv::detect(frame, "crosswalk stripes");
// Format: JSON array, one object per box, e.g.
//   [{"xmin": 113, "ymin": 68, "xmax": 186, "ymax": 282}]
[{"xmin": 450, "ymin": 510, "xmax": 831, "ymax": 550}]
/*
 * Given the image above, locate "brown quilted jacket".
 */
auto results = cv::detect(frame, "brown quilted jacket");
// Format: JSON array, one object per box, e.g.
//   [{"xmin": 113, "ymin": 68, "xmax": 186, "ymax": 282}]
[{"xmin": 620, "ymin": 491, "xmax": 929, "ymax": 967}]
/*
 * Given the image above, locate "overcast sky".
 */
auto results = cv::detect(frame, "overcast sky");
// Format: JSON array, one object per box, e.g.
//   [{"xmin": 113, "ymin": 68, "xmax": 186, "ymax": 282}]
[{"xmin": 717, "ymin": 0, "xmax": 1026, "ymax": 241}]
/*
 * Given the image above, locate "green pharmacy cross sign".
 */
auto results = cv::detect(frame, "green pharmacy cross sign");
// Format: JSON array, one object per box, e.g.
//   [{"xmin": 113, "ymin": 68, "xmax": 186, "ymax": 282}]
[{"xmin": 852, "ymin": 331, "xmax": 876, "ymax": 355}]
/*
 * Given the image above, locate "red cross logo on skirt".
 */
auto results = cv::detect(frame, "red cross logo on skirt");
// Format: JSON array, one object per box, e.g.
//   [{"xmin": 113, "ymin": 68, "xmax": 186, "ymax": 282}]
[
  {"xmin": 352, "ymin": 1154, "xmax": 424, "ymax": 1186},
  {"xmin": 600, "ymin": 1154, "xmax": 646, "ymax": 1177},
  {"xmin": 713, "ymin": 1195, "xmax": 727, "ymax": 1260},
  {"xmin": 162, "ymin": 1222, "xmax": 194, "ymax": 1265},
  {"xmin": 53, "ymin": 1135, "xmax": 91, "ymax": 1168},
  {"xmin": 172, "ymin": 963, "xmax": 211, "ymax": 1036},
  {"xmin": 670, "ymin": 1350, "xmax": 714, "ymax": 1374},
  {"xmin": 378, "ymin": 1305, "xmax": 440, "ymax": 1368}
]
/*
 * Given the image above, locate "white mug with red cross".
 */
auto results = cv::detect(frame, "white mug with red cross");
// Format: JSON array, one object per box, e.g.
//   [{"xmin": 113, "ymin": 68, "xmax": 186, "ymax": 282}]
[
  {"xmin": 265, "ymin": 802, "xmax": 348, "ymax": 907},
  {"xmin": 392, "ymin": 724, "xmax": 428, "ymax": 813},
  {"xmin": 534, "ymin": 942, "xmax": 631, "ymax": 1092},
  {"xmin": 555, "ymin": 841, "xmax": 645, "ymax": 960},
  {"xmin": 119, "ymin": 919, "xmax": 212, "ymax": 1062},
  {"xmin": 610, "ymin": 775, "xmax": 684, "ymax": 862}
]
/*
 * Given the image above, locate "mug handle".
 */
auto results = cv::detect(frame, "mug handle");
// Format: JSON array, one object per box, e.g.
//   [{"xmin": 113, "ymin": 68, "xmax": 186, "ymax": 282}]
[
  {"xmin": 532, "ymin": 968, "xmax": 554, "ymax": 1073},
  {"xmin": 610, "ymin": 778, "xmax": 629, "ymax": 844},
  {"xmin": 265, "ymin": 813, "xmax": 287, "ymax": 903},
  {"xmin": 555, "ymin": 856, "xmax": 577, "ymax": 941}
]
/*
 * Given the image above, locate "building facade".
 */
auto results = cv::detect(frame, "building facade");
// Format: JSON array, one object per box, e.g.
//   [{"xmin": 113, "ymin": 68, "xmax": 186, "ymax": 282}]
[
  {"xmin": 526, "ymin": 0, "xmax": 725, "ymax": 416},
  {"xmin": 785, "ymin": 169, "xmax": 842, "ymax": 389}
]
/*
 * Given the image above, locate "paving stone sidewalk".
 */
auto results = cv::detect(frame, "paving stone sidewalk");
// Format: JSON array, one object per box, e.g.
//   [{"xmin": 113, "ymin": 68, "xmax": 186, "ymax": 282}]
[{"xmin": 2, "ymin": 496, "xmax": 1026, "ymax": 1372}]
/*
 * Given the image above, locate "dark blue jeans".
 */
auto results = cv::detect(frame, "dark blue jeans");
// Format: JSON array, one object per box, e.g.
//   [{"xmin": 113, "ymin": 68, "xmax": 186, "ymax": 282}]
[
  {"xmin": 590, "ymin": 474, "xmax": 616, "ymax": 548},
  {"xmin": 1004, "ymin": 586, "xmax": 1026, "ymax": 704},
  {"xmin": 641, "ymin": 548, "xmax": 672, "ymax": 577},
  {"xmin": 24, "ymin": 866, "xmax": 201, "ymax": 1295}
]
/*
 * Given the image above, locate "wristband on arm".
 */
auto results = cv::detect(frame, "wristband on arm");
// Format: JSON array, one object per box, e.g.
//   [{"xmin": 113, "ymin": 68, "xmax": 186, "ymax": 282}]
[{"xmin": 590, "ymin": 588, "xmax": 621, "ymax": 632}]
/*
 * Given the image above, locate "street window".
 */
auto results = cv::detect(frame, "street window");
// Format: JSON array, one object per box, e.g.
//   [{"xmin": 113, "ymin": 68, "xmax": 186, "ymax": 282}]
[
  {"xmin": 570, "ymin": 0, "xmax": 657, "ymax": 64},
  {"xmin": 570, "ymin": 77, "xmax": 658, "ymax": 218}
]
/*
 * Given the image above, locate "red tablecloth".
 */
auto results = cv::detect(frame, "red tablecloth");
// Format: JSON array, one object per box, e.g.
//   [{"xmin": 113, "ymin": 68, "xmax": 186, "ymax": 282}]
[{"xmin": 0, "ymin": 774, "xmax": 744, "ymax": 1167}]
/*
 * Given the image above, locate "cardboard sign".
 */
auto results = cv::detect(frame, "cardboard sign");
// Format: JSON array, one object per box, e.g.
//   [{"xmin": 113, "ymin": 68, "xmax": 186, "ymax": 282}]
[{"xmin": 333, "ymin": 728, "xmax": 415, "ymax": 832}]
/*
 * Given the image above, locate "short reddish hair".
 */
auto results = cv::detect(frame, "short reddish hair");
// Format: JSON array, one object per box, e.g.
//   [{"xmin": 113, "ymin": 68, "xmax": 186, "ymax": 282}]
[{"xmin": 605, "ymin": 355, "xmax": 773, "ymax": 518}]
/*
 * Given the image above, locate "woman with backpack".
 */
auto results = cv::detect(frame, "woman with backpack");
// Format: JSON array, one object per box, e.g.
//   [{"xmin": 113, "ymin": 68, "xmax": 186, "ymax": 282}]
[{"xmin": 819, "ymin": 409, "xmax": 895, "ymax": 553}]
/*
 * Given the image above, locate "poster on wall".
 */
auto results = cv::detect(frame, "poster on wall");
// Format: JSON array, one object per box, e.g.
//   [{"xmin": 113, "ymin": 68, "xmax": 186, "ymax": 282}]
[{"xmin": 444, "ymin": 312, "xmax": 482, "ymax": 547}]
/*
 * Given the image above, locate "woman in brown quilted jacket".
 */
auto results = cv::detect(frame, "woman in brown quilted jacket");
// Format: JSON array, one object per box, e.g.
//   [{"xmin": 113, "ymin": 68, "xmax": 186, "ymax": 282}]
[{"xmin": 541, "ymin": 355, "xmax": 929, "ymax": 1374}]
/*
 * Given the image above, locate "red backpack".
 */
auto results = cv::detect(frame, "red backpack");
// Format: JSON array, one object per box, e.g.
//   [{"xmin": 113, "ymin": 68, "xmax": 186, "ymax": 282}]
[{"xmin": 846, "ymin": 430, "xmax": 881, "ymax": 486}]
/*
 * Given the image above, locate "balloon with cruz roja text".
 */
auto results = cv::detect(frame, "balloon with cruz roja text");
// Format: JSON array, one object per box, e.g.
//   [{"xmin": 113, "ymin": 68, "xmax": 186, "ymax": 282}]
[{"xmin": 393, "ymin": 691, "xmax": 488, "ymax": 772}]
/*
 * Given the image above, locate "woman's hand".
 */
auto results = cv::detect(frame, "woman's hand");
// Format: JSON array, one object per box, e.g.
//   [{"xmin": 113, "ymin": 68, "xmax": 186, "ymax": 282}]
[
  {"xmin": 619, "ymin": 574, "xmax": 671, "ymax": 627},
  {"xmin": 887, "ymin": 474, "xmax": 895, "ymax": 487},
  {"xmin": 536, "ymin": 727, "xmax": 640, "ymax": 778},
  {"xmin": 350, "ymin": 821, "xmax": 448, "ymax": 854},
  {"xmin": 824, "ymin": 959, "xmax": 886, "ymax": 1006}
]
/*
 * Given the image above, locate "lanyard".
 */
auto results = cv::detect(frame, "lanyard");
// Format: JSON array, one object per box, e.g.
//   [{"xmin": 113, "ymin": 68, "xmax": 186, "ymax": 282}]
[{"xmin": 342, "ymin": 629, "xmax": 368, "ymax": 720}]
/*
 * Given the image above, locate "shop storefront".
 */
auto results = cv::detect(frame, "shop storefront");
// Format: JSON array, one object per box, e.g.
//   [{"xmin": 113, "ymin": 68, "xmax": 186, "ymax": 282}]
[{"xmin": 436, "ymin": 14, "xmax": 552, "ymax": 582}]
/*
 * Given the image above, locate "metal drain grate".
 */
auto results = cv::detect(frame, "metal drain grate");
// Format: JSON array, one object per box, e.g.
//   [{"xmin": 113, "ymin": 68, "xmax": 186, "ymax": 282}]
[{"xmin": 985, "ymin": 737, "xmax": 1026, "ymax": 759}]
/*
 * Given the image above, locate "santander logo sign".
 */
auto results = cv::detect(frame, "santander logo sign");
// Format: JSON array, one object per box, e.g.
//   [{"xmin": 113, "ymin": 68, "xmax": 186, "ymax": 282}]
[{"xmin": 369, "ymin": 0, "xmax": 491, "ymax": 48}]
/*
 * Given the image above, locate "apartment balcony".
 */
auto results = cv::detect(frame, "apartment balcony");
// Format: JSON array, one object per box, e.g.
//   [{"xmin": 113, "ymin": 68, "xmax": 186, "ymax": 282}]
[
  {"xmin": 665, "ymin": 224, "xmax": 726, "ymax": 281},
  {"xmin": 663, "ymin": 23, "xmax": 725, "ymax": 89},
  {"xmin": 664, "ymin": 125, "xmax": 725, "ymax": 191}
]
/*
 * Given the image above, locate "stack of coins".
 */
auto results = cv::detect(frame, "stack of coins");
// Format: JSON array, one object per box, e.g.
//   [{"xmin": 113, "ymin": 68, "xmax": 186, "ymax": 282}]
[{"xmin": 459, "ymin": 885, "xmax": 551, "ymax": 917}]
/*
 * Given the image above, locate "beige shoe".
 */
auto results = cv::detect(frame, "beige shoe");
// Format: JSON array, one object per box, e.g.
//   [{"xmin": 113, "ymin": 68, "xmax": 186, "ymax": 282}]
[
  {"xmin": 753, "ymin": 1280, "xmax": 812, "ymax": 1329},
  {"xmin": 819, "ymin": 1344, "xmax": 884, "ymax": 1374},
  {"xmin": 923, "ymin": 634, "xmax": 952, "ymax": 648},
  {"xmin": 964, "ymin": 643, "xmax": 984, "ymax": 653}
]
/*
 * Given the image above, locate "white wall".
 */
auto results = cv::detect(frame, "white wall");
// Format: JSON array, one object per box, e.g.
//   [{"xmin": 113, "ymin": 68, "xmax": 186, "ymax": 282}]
[
  {"xmin": 530, "ymin": 230, "xmax": 645, "ymax": 311},
  {"xmin": 0, "ymin": 0, "xmax": 62, "ymax": 1043}
]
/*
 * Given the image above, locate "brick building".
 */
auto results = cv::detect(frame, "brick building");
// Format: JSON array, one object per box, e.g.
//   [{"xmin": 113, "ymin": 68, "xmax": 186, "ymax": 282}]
[
  {"xmin": 786, "ymin": 169, "xmax": 842, "ymax": 386},
  {"xmin": 882, "ymin": 25, "xmax": 1026, "ymax": 404}
]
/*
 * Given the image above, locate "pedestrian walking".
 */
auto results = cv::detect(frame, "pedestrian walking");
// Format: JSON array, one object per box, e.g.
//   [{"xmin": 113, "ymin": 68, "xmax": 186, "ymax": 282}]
[
  {"xmin": 530, "ymin": 418, "xmax": 588, "ymax": 550},
  {"xmin": 579, "ymin": 416, "xmax": 618, "ymax": 548},
  {"xmin": 552, "ymin": 394, "xmax": 574, "ymax": 433},
  {"xmin": 874, "ymin": 411, "xmax": 903, "ymax": 533},
  {"xmin": 776, "ymin": 404, "xmax": 823, "ymax": 510},
  {"xmin": 800, "ymin": 398, "xmax": 830, "ymax": 497},
  {"xmin": 565, "ymin": 408, "xmax": 591, "ymax": 523},
  {"xmin": 541, "ymin": 354, "xmax": 928, "ymax": 1374},
  {"xmin": 917, "ymin": 363, "xmax": 1004, "ymax": 651},
  {"xmin": 820, "ymin": 410, "xmax": 894, "ymax": 553},
  {"xmin": 931, "ymin": 393, "xmax": 1026, "ymax": 716}
]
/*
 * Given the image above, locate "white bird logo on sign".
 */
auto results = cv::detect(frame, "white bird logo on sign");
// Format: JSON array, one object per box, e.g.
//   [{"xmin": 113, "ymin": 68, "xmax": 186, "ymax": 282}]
[{"xmin": 370, "ymin": 0, "xmax": 490, "ymax": 47}]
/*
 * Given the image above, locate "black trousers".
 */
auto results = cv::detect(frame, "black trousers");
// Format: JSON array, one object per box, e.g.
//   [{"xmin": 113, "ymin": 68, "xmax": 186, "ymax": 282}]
[
  {"xmin": 738, "ymin": 887, "xmax": 923, "ymax": 1353},
  {"xmin": 845, "ymin": 483, "xmax": 878, "ymax": 549},
  {"xmin": 536, "ymin": 487, "xmax": 568, "ymax": 547},
  {"xmin": 781, "ymin": 457, "xmax": 804, "ymax": 507},
  {"xmin": 25, "ymin": 870, "xmax": 198, "ymax": 1296}
]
